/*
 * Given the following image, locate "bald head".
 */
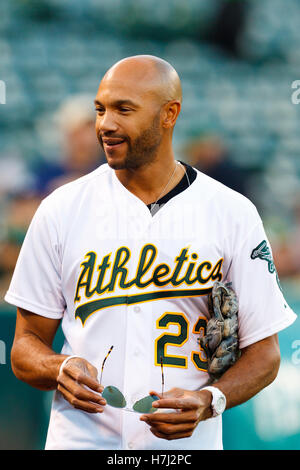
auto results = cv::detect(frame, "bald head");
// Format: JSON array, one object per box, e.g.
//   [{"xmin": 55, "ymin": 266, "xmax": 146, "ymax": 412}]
[{"xmin": 102, "ymin": 55, "xmax": 182, "ymax": 105}]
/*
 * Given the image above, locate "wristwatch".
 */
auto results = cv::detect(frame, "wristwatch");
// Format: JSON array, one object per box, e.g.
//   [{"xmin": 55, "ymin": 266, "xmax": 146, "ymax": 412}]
[{"xmin": 201, "ymin": 386, "xmax": 226, "ymax": 417}]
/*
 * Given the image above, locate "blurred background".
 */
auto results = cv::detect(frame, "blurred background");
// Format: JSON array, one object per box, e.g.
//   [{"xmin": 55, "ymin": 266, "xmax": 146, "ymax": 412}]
[{"xmin": 0, "ymin": 0, "xmax": 300, "ymax": 450}]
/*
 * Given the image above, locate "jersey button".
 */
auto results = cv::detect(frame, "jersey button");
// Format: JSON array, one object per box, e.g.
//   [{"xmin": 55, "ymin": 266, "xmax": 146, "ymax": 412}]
[
  {"xmin": 128, "ymin": 442, "xmax": 134, "ymax": 449},
  {"xmin": 133, "ymin": 306, "xmax": 141, "ymax": 313}
]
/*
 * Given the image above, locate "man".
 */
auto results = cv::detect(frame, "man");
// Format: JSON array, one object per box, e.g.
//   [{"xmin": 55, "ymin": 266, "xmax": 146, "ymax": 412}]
[{"xmin": 5, "ymin": 56, "xmax": 296, "ymax": 450}]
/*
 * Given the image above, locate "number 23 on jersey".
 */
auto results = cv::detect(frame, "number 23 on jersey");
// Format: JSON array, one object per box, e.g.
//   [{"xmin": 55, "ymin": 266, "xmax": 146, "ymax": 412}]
[{"xmin": 154, "ymin": 312, "xmax": 208, "ymax": 372}]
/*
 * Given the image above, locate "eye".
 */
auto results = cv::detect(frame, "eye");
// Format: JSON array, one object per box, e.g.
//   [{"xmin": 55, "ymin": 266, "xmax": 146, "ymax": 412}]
[
  {"xmin": 95, "ymin": 107, "xmax": 105, "ymax": 115},
  {"xmin": 119, "ymin": 107, "xmax": 131, "ymax": 113}
]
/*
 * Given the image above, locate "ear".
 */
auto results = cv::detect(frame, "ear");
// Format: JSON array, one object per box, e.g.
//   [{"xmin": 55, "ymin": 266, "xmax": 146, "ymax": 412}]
[{"xmin": 161, "ymin": 100, "xmax": 181, "ymax": 129}]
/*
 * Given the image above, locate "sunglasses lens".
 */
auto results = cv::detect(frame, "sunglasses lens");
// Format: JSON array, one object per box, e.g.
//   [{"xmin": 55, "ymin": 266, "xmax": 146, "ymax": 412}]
[
  {"xmin": 133, "ymin": 395, "xmax": 159, "ymax": 414},
  {"xmin": 102, "ymin": 386, "xmax": 126, "ymax": 408}
]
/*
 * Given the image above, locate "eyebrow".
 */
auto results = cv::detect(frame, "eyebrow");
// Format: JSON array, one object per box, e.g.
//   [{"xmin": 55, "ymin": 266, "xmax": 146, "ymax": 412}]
[{"xmin": 94, "ymin": 99, "xmax": 139, "ymax": 108}]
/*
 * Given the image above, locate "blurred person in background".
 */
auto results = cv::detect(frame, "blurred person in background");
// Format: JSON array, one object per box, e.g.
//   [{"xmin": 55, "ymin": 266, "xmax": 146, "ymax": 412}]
[
  {"xmin": 272, "ymin": 195, "xmax": 300, "ymax": 279},
  {"xmin": 0, "ymin": 191, "xmax": 41, "ymax": 301},
  {"xmin": 32, "ymin": 95, "xmax": 106, "ymax": 196},
  {"xmin": 184, "ymin": 133, "xmax": 250, "ymax": 198},
  {"xmin": 0, "ymin": 155, "xmax": 40, "ymax": 302},
  {"xmin": 208, "ymin": 0, "xmax": 249, "ymax": 57}
]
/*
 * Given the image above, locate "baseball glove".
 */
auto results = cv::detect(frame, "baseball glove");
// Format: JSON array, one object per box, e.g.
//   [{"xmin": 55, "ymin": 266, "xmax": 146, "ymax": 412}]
[{"xmin": 199, "ymin": 281, "xmax": 240, "ymax": 381}]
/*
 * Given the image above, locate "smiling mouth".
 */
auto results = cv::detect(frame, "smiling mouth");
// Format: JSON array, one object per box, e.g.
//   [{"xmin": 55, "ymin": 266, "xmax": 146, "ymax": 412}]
[{"xmin": 102, "ymin": 138, "xmax": 126, "ymax": 149}]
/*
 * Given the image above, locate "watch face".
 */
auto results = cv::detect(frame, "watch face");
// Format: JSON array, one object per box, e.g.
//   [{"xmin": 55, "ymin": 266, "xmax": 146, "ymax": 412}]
[{"xmin": 215, "ymin": 396, "xmax": 226, "ymax": 414}]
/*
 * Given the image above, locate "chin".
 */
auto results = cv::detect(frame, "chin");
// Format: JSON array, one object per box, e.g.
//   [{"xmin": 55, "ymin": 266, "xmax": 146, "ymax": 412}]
[
  {"xmin": 106, "ymin": 153, "xmax": 140, "ymax": 171},
  {"xmin": 107, "ymin": 161, "xmax": 126, "ymax": 170},
  {"xmin": 106, "ymin": 157, "xmax": 127, "ymax": 170},
  {"xmin": 104, "ymin": 152, "xmax": 123, "ymax": 168}
]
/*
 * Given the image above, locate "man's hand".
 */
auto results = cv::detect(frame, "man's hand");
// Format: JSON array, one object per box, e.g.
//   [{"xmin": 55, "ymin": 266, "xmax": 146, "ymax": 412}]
[
  {"xmin": 57, "ymin": 357, "xmax": 106, "ymax": 414},
  {"xmin": 12, "ymin": 309, "xmax": 107, "ymax": 413},
  {"xmin": 140, "ymin": 387, "xmax": 213, "ymax": 440}
]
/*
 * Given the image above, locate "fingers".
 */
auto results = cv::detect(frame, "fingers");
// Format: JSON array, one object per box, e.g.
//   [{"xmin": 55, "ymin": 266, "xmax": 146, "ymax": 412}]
[
  {"xmin": 151, "ymin": 396, "xmax": 198, "ymax": 410},
  {"xmin": 58, "ymin": 373, "xmax": 105, "ymax": 404},
  {"xmin": 150, "ymin": 387, "xmax": 185, "ymax": 399},
  {"xmin": 62, "ymin": 361, "xmax": 103, "ymax": 393},
  {"xmin": 140, "ymin": 388, "xmax": 208, "ymax": 440},
  {"xmin": 143, "ymin": 407, "xmax": 200, "ymax": 441},
  {"xmin": 149, "ymin": 390, "xmax": 162, "ymax": 399},
  {"xmin": 141, "ymin": 409, "xmax": 196, "ymax": 424},
  {"xmin": 57, "ymin": 383, "xmax": 105, "ymax": 414},
  {"xmin": 149, "ymin": 422, "xmax": 196, "ymax": 441},
  {"xmin": 57, "ymin": 357, "xmax": 106, "ymax": 413}
]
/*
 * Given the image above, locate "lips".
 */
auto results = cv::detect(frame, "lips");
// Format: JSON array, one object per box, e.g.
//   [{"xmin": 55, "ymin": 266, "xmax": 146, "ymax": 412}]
[{"xmin": 102, "ymin": 138, "xmax": 125, "ymax": 146}]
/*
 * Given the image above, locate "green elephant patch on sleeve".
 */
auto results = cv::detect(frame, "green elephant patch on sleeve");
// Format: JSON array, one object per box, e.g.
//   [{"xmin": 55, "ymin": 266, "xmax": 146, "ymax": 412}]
[
  {"xmin": 251, "ymin": 240, "xmax": 275, "ymax": 273},
  {"xmin": 251, "ymin": 240, "xmax": 282, "ymax": 291}
]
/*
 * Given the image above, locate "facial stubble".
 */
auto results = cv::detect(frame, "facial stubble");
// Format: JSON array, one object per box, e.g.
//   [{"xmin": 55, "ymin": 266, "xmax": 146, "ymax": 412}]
[{"xmin": 99, "ymin": 112, "xmax": 162, "ymax": 170}]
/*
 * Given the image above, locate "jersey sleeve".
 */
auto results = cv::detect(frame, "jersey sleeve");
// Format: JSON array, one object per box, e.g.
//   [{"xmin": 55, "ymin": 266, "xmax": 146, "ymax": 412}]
[
  {"xmin": 227, "ymin": 211, "xmax": 297, "ymax": 349},
  {"xmin": 4, "ymin": 199, "xmax": 65, "ymax": 319}
]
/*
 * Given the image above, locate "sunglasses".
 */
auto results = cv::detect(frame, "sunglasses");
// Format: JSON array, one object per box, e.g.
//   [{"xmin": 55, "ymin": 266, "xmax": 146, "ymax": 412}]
[{"xmin": 99, "ymin": 346, "xmax": 164, "ymax": 414}]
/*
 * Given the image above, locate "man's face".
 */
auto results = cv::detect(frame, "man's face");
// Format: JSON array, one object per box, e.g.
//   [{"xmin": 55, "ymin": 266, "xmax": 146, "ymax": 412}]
[{"xmin": 94, "ymin": 77, "xmax": 163, "ymax": 170}]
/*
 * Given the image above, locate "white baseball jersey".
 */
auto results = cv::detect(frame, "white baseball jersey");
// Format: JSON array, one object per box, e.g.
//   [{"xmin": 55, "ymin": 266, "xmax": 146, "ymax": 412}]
[{"xmin": 5, "ymin": 163, "xmax": 296, "ymax": 450}]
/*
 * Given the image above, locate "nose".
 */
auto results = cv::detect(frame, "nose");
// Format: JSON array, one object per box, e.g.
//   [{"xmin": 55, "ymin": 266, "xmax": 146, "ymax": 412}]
[{"xmin": 97, "ymin": 110, "xmax": 118, "ymax": 134}]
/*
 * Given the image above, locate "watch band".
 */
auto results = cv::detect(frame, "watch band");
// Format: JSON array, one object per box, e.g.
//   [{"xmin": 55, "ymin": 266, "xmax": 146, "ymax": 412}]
[{"xmin": 201, "ymin": 385, "xmax": 226, "ymax": 417}]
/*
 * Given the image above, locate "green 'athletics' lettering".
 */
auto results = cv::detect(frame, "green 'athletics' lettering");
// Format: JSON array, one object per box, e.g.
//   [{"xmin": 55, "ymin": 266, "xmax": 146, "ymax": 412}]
[
  {"xmin": 74, "ymin": 244, "xmax": 224, "ymax": 302},
  {"xmin": 74, "ymin": 251, "xmax": 98, "ymax": 302}
]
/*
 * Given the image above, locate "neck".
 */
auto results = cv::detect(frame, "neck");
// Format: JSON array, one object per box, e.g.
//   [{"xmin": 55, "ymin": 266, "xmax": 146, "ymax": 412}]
[{"xmin": 114, "ymin": 150, "xmax": 185, "ymax": 206}]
